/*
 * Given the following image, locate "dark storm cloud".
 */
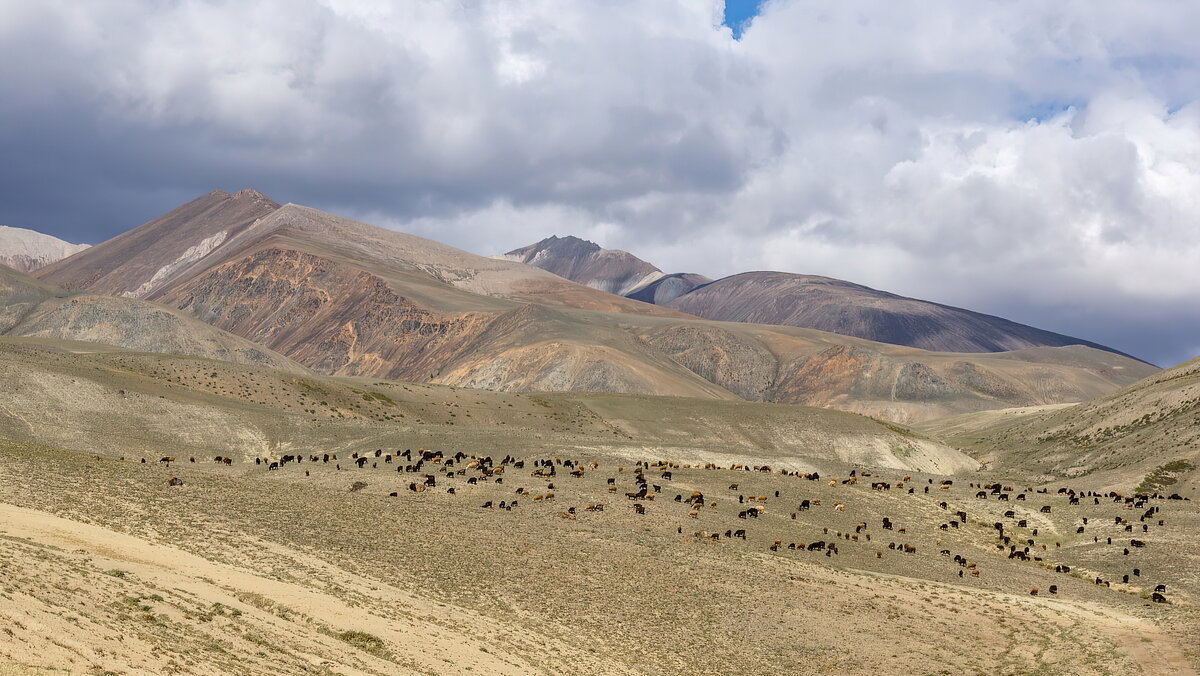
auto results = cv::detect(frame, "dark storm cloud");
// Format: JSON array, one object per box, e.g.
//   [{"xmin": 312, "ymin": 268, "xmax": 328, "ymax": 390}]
[{"xmin": 1, "ymin": 0, "xmax": 1199, "ymax": 366}]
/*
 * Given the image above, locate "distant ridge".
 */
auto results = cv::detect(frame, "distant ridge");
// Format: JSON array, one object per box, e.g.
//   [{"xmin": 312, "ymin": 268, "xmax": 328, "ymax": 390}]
[
  {"xmin": 34, "ymin": 191, "xmax": 1159, "ymax": 423},
  {"xmin": 503, "ymin": 236, "xmax": 1141, "ymax": 362},
  {"xmin": 665, "ymin": 271, "xmax": 1143, "ymax": 361},
  {"xmin": 497, "ymin": 235, "xmax": 668, "ymax": 296},
  {"xmin": 0, "ymin": 225, "xmax": 90, "ymax": 273}
]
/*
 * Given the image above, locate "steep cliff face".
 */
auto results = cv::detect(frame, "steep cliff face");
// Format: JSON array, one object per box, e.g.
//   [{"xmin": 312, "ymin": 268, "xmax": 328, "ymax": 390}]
[{"xmin": 0, "ymin": 225, "xmax": 89, "ymax": 273}]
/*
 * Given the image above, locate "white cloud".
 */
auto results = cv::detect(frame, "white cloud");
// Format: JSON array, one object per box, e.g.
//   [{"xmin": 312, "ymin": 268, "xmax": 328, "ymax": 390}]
[{"xmin": 2, "ymin": 0, "xmax": 1200, "ymax": 364}]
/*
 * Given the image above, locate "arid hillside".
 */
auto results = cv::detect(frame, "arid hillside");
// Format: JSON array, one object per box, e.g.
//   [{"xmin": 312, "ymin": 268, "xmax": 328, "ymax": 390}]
[
  {"xmin": 0, "ymin": 264, "xmax": 305, "ymax": 373},
  {"xmin": 626, "ymin": 271, "xmax": 714, "ymax": 304},
  {"xmin": 31, "ymin": 192, "xmax": 1157, "ymax": 422},
  {"xmin": 0, "ymin": 224, "xmax": 89, "ymax": 273},
  {"xmin": 665, "ymin": 271, "xmax": 1136, "ymax": 357},
  {"xmin": 916, "ymin": 356, "xmax": 1200, "ymax": 494},
  {"xmin": 36, "ymin": 189, "xmax": 281, "ymax": 297},
  {"xmin": 499, "ymin": 236, "xmax": 1135, "ymax": 359},
  {"xmin": 0, "ymin": 339, "xmax": 1196, "ymax": 674},
  {"xmin": 498, "ymin": 234, "xmax": 672, "ymax": 296},
  {"xmin": 0, "ymin": 337, "xmax": 972, "ymax": 473},
  {"xmin": 38, "ymin": 193, "xmax": 677, "ymax": 317}
]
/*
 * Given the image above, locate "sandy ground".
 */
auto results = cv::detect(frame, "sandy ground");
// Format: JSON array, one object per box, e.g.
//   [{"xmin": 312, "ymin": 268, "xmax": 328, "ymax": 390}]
[{"xmin": 1, "ymin": 437, "xmax": 1197, "ymax": 675}]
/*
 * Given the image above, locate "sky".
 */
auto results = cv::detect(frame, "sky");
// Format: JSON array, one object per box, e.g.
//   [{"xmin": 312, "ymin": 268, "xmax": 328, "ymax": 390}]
[{"xmin": 1, "ymin": 0, "xmax": 1198, "ymax": 367}]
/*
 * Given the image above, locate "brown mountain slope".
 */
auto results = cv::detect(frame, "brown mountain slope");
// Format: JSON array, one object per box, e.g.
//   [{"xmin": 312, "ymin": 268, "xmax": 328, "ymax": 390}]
[
  {"xmin": 34, "ymin": 193, "xmax": 1157, "ymax": 422},
  {"xmin": 0, "ymin": 264, "xmax": 306, "ymax": 373},
  {"xmin": 498, "ymin": 235, "xmax": 668, "ymax": 296},
  {"xmin": 39, "ymin": 194, "xmax": 679, "ymax": 317},
  {"xmin": 623, "ymin": 315, "xmax": 1156, "ymax": 422},
  {"xmin": 626, "ymin": 272, "xmax": 713, "ymax": 304},
  {"xmin": 36, "ymin": 189, "xmax": 280, "ymax": 297},
  {"xmin": 153, "ymin": 236, "xmax": 1153, "ymax": 421},
  {"xmin": 914, "ymin": 356, "xmax": 1200, "ymax": 493},
  {"xmin": 666, "ymin": 271, "xmax": 1135, "ymax": 358},
  {"xmin": 0, "ymin": 336, "xmax": 976, "ymax": 473}
]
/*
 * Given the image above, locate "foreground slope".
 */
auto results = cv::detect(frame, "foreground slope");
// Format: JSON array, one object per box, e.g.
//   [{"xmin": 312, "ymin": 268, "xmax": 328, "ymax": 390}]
[
  {"xmin": 666, "ymin": 271, "xmax": 1136, "ymax": 357},
  {"xmin": 0, "ymin": 265, "xmax": 306, "ymax": 372},
  {"xmin": 0, "ymin": 346, "xmax": 1196, "ymax": 673},
  {"xmin": 0, "ymin": 224, "xmax": 89, "ymax": 272},
  {"xmin": 916, "ymin": 356, "xmax": 1200, "ymax": 494}
]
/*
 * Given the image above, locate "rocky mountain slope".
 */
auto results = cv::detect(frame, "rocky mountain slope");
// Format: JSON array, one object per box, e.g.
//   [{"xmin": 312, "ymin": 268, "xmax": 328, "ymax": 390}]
[
  {"xmin": 626, "ymin": 271, "xmax": 713, "ymax": 304},
  {"xmin": 0, "ymin": 264, "xmax": 305, "ymax": 373},
  {"xmin": 502, "ymin": 237, "xmax": 1134, "ymax": 360},
  {"xmin": 915, "ymin": 355, "xmax": 1200, "ymax": 493},
  {"xmin": 0, "ymin": 225, "xmax": 89, "ymax": 272},
  {"xmin": 38, "ymin": 193, "xmax": 677, "ymax": 317},
  {"xmin": 665, "ymin": 272, "xmax": 1133, "ymax": 357},
  {"xmin": 36, "ymin": 189, "xmax": 280, "ymax": 297},
  {"xmin": 34, "ymin": 191, "xmax": 1157, "ymax": 422},
  {"xmin": 498, "ymin": 235, "xmax": 669, "ymax": 296}
]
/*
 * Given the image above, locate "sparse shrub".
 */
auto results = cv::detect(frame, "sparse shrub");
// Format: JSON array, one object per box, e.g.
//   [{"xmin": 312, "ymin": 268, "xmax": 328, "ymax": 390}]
[
  {"xmin": 336, "ymin": 630, "xmax": 389, "ymax": 658},
  {"xmin": 1136, "ymin": 460, "xmax": 1194, "ymax": 494}
]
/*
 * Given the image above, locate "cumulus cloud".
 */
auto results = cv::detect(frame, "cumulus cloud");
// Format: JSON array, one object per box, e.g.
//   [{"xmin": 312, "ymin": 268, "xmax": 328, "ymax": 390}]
[{"xmin": 1, "ymin": 0, "xmax": 1198, "ymax": 365}]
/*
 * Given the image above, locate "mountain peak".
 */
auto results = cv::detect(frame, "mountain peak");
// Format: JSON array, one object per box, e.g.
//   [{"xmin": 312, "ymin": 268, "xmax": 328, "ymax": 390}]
[
  {"xmin": 501, "ymin": 235, "xmax": 663, "ymax": 296},
  {"xmin": 233, "ymin": 188, "xmax": 272, "ymax": 202},
  {"xmin": 0, "ymin": 225, "xmax": 90, "ymax": 273}
]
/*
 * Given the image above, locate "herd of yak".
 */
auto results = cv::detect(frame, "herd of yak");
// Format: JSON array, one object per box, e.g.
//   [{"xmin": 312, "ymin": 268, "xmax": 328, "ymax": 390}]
[{"xmin": 144, "ymin": 447, "xmax": 1188, "ymax": 605}]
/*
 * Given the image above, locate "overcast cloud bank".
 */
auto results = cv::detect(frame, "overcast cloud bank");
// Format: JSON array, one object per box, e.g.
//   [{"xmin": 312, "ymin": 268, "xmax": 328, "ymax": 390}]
[{"xmin": 1, "ymin": 0, "xmax": 1198, "ymax": 365}]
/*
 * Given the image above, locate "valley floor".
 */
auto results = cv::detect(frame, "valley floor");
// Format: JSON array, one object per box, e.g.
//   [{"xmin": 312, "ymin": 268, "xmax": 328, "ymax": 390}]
[{"xmin": 1, "ymin": 440, "xmax": 1197, "ymax": 675}]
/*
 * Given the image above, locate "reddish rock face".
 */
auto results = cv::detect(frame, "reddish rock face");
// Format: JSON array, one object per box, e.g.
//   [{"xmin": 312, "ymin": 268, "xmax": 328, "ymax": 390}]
[{"xmin": 161, "ymin": 248, "xmax": 494, "ymax": 381}]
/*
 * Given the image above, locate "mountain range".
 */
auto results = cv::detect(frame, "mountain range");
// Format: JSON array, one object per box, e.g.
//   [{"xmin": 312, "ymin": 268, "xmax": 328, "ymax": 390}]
[
  {"xmin": 502, "ymin": 235, "xmax": 1138, "ymax": 359},
  {"xmin": 3, "ymin": 187, "xmax": 1197, "ymax": 675},
  {"xmin": 0, "ymin": 189, "xmax": 1155, "ymax": 423}
]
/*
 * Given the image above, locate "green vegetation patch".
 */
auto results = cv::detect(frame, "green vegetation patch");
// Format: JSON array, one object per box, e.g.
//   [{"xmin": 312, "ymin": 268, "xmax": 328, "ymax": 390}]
[
  {"xmin": 1135, "ymin": 460, "xmax": 1195, "ymax": 495},
  {"xmin": 333, "ymin": 629, "xmax": 391, "ymax": 659},
  {"xmin": 362, "ymin": 391, "xmax": 395, "ymax": 405}
]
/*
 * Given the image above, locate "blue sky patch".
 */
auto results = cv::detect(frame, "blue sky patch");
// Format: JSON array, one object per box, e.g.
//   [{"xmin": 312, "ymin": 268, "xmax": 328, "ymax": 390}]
[{"xmin": 723, "ymin": 0, "xmax": 765, "ymax": 39}]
